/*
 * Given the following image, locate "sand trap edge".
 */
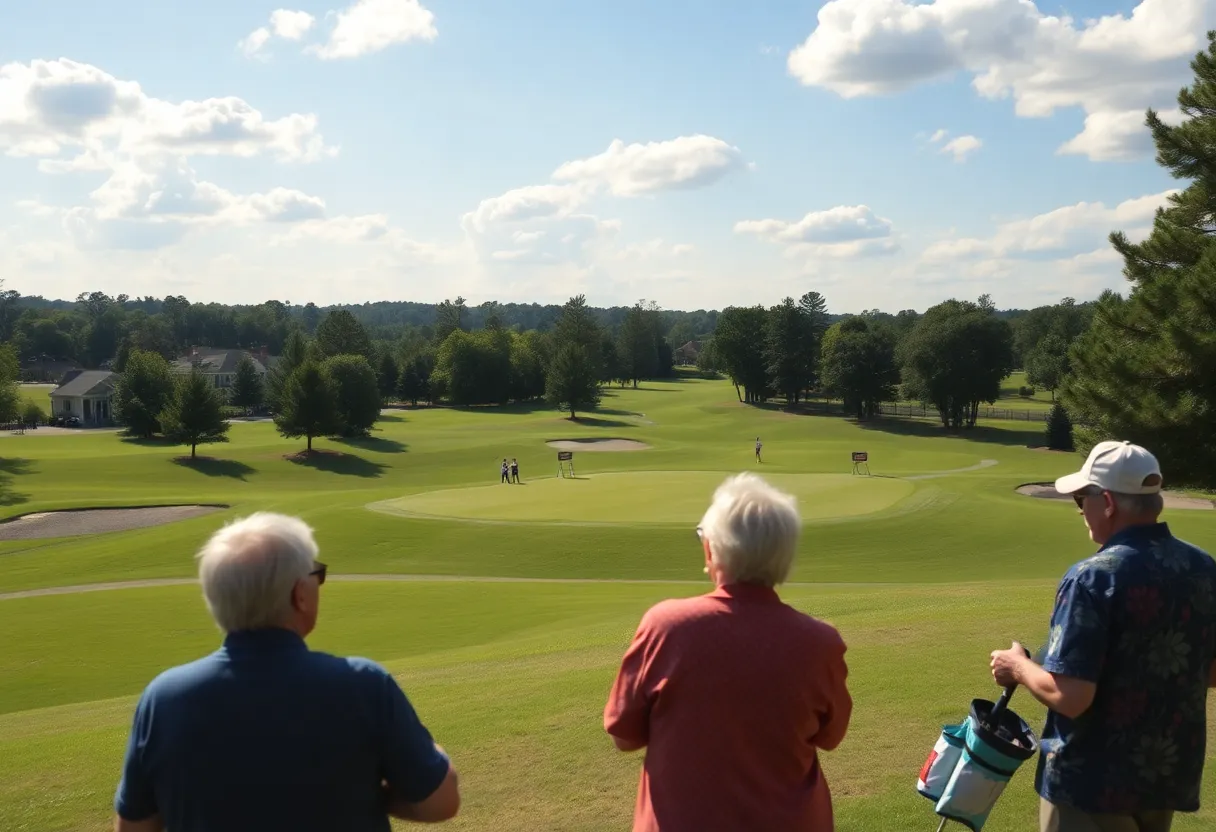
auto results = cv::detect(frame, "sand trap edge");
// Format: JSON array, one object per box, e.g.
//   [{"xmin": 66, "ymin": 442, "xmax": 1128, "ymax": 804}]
[
  {"xmin": 1015, "ymin": 483, "xmax": 1213, "ymax": 511},
  {"xmin": 0, "ymin": 504, "xmax": 230, "ymax": 540},
  {"xmin": 545, "ymin": 439, "xmax": 651, "ymax": 452}
]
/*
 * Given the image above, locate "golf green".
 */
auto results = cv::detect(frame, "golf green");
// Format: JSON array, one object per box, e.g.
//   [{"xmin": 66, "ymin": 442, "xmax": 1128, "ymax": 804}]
[{"xmin": 372, "ymin": 471, "xmax": 917, "ymax": 525}]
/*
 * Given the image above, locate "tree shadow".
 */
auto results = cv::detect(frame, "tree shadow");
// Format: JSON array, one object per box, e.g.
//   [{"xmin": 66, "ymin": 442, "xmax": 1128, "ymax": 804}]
[
  {"xmin": 120, "ymin": 436, "xmax": 176, "ymax": 448},
  {"xmin": 568, "ymin": 416, "xmax": 636, "ymax": 429},
  {"xmin": 0, "ymin": 457, "xmax": 32, "ymax": 506},
  {"xmin": 451, "ymin": 400, "xmax": 553, "ymax": 416},
  {"xmin": 286, "ymin": 450, "xmax": 389, "ymax": 478},
  {"xmin": 335, "ymin": 435, "xmax": 408, "ymax": 454},
  {"xmin": 853, "ymin": 416, "xmax": 1042, "ymax": 447},
  {"xmin": 378, "ymin": 412, "xmax": 406, "ymax": 422},
  {"xmin": 171, "ymin": 457, "xmax": 257, "ymax": 480}
]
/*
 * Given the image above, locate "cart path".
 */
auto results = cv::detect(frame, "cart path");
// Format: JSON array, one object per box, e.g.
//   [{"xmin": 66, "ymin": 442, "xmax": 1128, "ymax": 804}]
[{"xmin": 0, "ymin": 574, "xmax": 1015, "ymax": 602}]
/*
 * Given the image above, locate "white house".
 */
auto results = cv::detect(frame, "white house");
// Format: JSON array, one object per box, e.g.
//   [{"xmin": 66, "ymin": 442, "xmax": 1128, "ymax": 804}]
[
  {"xmin": 171, "ymin": 346, "xmax": 275, "ymax": 390},
  {"xmin": 49, "ymin": 370, "xmax": 117, "ymax": 426}
]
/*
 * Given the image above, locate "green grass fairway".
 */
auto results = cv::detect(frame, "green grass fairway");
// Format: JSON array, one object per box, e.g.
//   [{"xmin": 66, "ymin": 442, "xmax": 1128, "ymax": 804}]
[
  {"xmin": 376, "ymin": 471, "xmax": 916, "ymax": 525},
  {"xmin": 1, "ymin": 374, "xmax": 1215, "ymax": 831}
]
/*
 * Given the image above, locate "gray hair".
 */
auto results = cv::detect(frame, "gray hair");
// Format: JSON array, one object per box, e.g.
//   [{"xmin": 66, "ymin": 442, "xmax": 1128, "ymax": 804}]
[
  {"xmin": 196, "ymin": 512, "xmax": 319, "ymax": 633},
  {"xmin": 699, "ymin": 473, "xmax": 801, "ymax": 587},
  {"xmin": 1112, "ymin": 491, "xmax": 1165, "ymax": 517}
]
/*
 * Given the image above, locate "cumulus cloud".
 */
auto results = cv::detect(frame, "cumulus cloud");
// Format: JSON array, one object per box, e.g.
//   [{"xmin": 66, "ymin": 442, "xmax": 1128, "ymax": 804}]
[
  {"xmin": 0, "ymin": 58, "xmax": 331, "ymax": 165},
  {"xmin": 735, "ymin": 205, "xmax": 897, "ymax": 257},
  {"xmin": 240, "ymin": 9, "xmax": 317, "ymax": 56},
  {"xmin": 787, "ymin": 0, "xmax": 1211, "ymax": 161},
  {"xmin": 920, "ymin": 190, "xmax": 1178, "ymax": 264},
  {"xmin": 310, "ymin": 0, "xmax": 437, "ymax": 60},
  {"xmin": 928, "ymin": 130, "xmax": 982, "ymax": 162},
  {"xmin": 552, "ymin": 135, "xmax": 746, "ymax": 196}
]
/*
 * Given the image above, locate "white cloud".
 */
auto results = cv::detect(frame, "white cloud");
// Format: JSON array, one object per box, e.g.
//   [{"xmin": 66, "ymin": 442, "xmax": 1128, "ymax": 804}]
[
  {"xmin": 929, "ymin": 128, "xmax": 948, "ymax": 143},
  {"xmin": 787, "ymin": 0, "xmax": 1213, "ymax": 161},
  {"xmin": 0, "ymin": 58, "xmax": 331, "ymax": 165},
  {"xmin": 240, "ymin": 9, "xmax": 317, "ymax": 57},
  {"xmin": 460, "ymin": 184, "xmax": 590, "ymax": 235},
  {"xmin": 941, "ymin": 134, "xmax": 981, "ymax": 162},
  {"xmin": 552, "ymin": 135, "xmax": 746, "ymax": 196},
  {"xmin": 310, "ymin": 0, "xmax": 437, "ymax": 60},
  {"xmin": 735, "ymin": 205, "xmax": 897, "ymax": 258},
  {"xmin": 920, "ymin": 189, "xmax": 1177, "ymax": 264}
]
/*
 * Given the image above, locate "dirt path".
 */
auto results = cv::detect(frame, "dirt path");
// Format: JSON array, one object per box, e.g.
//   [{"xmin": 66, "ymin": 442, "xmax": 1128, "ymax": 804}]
[{"xmin": 905, "ymin": 459, "xmax": 999, "ymax": 480}]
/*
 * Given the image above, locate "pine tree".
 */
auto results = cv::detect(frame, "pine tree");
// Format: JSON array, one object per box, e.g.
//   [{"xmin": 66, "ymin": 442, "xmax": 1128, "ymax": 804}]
[
  {"xmin": 377, "ymin": 352, "xmax": 399, "ymax": 403},
  {"xmin": 314, "ymin": 310, "xmax": 373, "ymax": 360},
  {"xmin": 230, "ymin": 354, "xmax": 264, "ymax": 414},
  {"xmin": 160, "ymin": 369, "xmax": 230, "ymax": 460},
  {"xmin": 1062, "ymin": 32, "xmax": 1216, "ymax": 486},
  {"xmin": 265, "ymin": 330, "xmax": 310, "ymax": 412},
  {"xmin": 1045, "ymin": 402, "xmax": 1075, "ymax": 452},
  {"xmin": 274, "ymin": 362, "xmax": 340, "ymax": 452},
  {"xmin": 545, "ymin": 344, "xmax": 601, "ymax": 420}
]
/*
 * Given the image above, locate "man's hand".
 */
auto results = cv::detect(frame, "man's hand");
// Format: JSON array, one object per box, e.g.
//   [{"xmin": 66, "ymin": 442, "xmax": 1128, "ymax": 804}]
[{"xmin": 990, "ymin": 641, "xmax": 1031, "ymax": 687}]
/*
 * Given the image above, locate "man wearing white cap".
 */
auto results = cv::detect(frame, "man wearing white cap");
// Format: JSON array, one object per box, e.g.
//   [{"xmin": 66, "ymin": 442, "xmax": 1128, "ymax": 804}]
[{"xmin": 990, "ymin": 440, "xmax": 1216, "ymax": 832}]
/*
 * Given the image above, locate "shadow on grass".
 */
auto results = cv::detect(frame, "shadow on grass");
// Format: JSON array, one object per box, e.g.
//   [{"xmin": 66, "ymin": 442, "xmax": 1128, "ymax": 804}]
[
  {"xmin": 286, "ymin": 450, "xmax": 388, "ymax": 478},
  {"xmin": 336, "ymin": 435, "xmax": 408, "ymax": 454},
  {"xmin": 853, "ymin": 416, "xmax": 1042, "ymax": 447},
  {"xmin": 378, "ymin": 412, "xmax": 406, "ymax": 422},
  {"xmin": 0, "ymin": 457, "xmax": 32, "ymax": 506},
  {"xmin": 120, "ymin": 435, "xmax": 176, "ymax": 448},
  {"xmin": 565, "ymin": 416, "xmax": 636, "ymax": 429},
  {"xmin": 171, "ymin": 456, "xmax": 256, "ymax": 480}
]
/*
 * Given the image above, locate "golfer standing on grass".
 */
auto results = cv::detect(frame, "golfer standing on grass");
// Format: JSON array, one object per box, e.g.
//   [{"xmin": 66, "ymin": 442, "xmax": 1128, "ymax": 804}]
[{"xmin": 989, "ymin": 441, "xmax": 1216, "ymax": 832}]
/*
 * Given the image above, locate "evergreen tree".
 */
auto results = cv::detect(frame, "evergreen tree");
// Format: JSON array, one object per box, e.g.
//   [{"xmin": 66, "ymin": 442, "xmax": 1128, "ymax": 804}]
[
  {"xmin": 323, "ymin": 354, "xmax": 382, "ymax": 436},
  {"xmin": 1063, "ymin": 32, "xmax": 1216, "ymax": 486},
  {"xmin": 545, "ymin": 343, "xmax": 601, "ymax": 420},
  {"xmin": 229, "ymin": 354, "xmax": 264, "ymax": 414},
  {"xmin": 113, "ymin": 349, "xmax": 175, "ymax": 438},
  {"xmin": 160, "ymin": 368, "xmax": 230, "ymax": 460},
  {"xmin": 274, "ymin": 361, "xmax": 340, "ymax": 452},
  {"xmin": 265, "ymin": 330, "xmax": 310, "ymax": 412},
  {"xmin": 377, "ymin": 352, "xmax": 399, "ymax": 403},
  {"xmin": 619, "ymin": 301, "xmax": 658, "ymax": 387},
  {"xmin": 314, "ymin": 310, "xmax": 373, "ymax": 360},
  {"xmin": 713, "ymin": 305, "xmax": 770, "ymax": 403},
  {"xmin": 434, "ymin": 296, "xmax": 467, "ymax": 342},
  {"xmin": 553, "ymin": 294, "xmax": 602, "ymax": 376},
  {"xmin": 1045, "ymin": 402, "xmax": 1075, "ymax": 452},
  {"xmin": 764, "ymin": 297, "xmax": 816, "ymax": 405}
]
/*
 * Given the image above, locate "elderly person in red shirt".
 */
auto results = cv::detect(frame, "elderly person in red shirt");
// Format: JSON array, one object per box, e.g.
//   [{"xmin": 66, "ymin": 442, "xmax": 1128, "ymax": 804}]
[{"xmin": 603, "ymin": 472, "xmax": 853, "ymax": 831}]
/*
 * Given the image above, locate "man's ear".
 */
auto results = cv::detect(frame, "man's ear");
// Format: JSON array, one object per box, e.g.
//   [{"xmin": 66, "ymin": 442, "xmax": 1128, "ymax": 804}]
[{"xmin": 289, "ymin": 578, "xmax": 306, "ymax": 611}]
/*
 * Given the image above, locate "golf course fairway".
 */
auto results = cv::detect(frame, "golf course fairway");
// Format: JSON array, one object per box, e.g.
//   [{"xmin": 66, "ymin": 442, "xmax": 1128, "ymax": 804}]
[
  {"xmin": 373, "ymin": 470, "xmax": 916, "ymax": 525},
  {"xmin": 1, "ymin": 374, "xmax": 1214, "ymax": 832}
]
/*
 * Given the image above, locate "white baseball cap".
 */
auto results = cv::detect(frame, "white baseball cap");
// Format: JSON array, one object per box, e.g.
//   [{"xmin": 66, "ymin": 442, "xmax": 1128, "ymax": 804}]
[{"xmin": 1054, "ymin": 440, "xmax": 1163, "ymax": 495}]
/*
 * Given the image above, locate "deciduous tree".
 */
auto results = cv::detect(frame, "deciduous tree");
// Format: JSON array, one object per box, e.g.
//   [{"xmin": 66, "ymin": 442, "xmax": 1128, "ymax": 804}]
[
  {"xmin": 323, "ymin": 354, "xmax": 382, "ymax": 436},
  {"xmin": 114, "ymin": 349, "xmax": 175, "ymax": 438}
]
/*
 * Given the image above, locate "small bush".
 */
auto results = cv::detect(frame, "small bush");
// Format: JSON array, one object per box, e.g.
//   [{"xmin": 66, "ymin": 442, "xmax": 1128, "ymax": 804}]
[
  {"xmin": 1018, "ymin": 385, "xmax": 1037, "ymax": 397},
  {"xmin": 22, "ymin": 401, "xmax": 44, "ymax": 425}
]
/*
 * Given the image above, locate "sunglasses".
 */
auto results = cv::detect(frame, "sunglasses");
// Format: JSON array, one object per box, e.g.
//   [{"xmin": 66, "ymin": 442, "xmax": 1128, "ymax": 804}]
[
  {"xmin": 1072, "ymin": 487, "xmax": 1103, "ymax": 511},
  {"xmin": 310, "ymin": 562, "xmax": 328, "ymax": 585}
]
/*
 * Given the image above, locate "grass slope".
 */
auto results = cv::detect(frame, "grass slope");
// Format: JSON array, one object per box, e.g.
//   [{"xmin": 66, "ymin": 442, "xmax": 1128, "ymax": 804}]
[{"xmin": 2, "ymin": 374, "xmax": 1215, "ymax": 830}]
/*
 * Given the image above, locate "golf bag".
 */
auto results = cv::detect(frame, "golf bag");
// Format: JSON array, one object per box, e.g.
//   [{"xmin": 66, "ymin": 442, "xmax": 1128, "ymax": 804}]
[{"xmin": 917, "ymin": 686, "xmax": 1038, "ymax": 831}]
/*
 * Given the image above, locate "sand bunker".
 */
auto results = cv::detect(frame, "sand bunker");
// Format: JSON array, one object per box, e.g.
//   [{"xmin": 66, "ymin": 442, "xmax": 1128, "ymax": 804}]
[
  {"xmin": 1016, "ymin": 483, "xmax": 1213, "ymax": 510},
  {"xmin": 546, "ymin": 438, "xmax": 651, "ymax": 452},
  {"xmin": 0, "ymin": 505, "xmax": 227, "ymax": 540}
]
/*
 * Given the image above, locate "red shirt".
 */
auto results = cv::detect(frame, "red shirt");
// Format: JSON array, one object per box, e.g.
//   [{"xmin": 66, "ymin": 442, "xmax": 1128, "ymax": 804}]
[{"xmin": 603, "ymin": 583, "xmax": 852, "ymax": 831}]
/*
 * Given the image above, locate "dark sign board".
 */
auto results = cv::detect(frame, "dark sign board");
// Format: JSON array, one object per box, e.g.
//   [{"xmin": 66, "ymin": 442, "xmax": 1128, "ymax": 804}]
[
  {"xmin": 557, "ymin": 451, "xmax": 573, "ymax": 461},
  {"xmin": 852, "ymin": 452, "xmax": 868, "ymax": 463}
]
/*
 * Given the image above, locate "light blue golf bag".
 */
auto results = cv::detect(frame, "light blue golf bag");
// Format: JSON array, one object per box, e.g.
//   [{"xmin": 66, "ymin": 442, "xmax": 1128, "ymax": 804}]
[{"xmin": 917, "ymin": 679, "xmax": 1039, "ymax": 830}]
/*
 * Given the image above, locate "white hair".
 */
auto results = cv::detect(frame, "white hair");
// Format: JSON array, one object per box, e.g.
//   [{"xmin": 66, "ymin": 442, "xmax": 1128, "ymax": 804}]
[
  {"xmin": 1112, "ymin": 491, "xmax": 1164, "ymax": 517},
  {"xmin": 196, "ymin": 512, "xmax": 319, "ymax": 633},
  {"xmin": 700, "ymin": 472, "xmax": 801, "ymax": 587}
]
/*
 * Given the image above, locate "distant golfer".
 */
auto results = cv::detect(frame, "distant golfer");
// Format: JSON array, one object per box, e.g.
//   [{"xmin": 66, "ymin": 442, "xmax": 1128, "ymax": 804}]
[
  {"xmin": 500, "ymin": 458, "xmax": 509, "ymax": 484},
  {"xmin": 989, "ymin": 441, "xmax": 1216, "ymax": 832},
  {"xmin": 510, "ymin": 458, "xmax": 520, "ymax": 484},
  {"xmin": 754, "ymin": 437, "xmax": 762, "ymax": 463}
]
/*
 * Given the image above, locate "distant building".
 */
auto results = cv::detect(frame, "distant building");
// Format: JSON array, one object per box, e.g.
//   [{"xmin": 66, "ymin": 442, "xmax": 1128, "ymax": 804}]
[
  {"xmin": 49, "ymin": 370, "xmax": 117, "ymax": 426},
  {"xmin": 172, "ymin": 346, "xmax": 276, "ymax": 390},
  {"xmin": 674, "ymin": 340, "xmax": 701, "ymax": 366}
]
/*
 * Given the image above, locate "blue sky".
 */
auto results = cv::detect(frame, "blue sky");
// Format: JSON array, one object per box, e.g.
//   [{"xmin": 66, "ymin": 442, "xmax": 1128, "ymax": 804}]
[{"xmin": 0, "ymin": 0, "xmax": 1206, "ymax": 313}]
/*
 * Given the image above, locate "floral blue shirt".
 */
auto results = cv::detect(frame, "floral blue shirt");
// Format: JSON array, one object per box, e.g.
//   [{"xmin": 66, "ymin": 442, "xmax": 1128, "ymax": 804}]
[{"xmin": 1036, "ymin": 522, "xmax": 1216, "ymax": 813}]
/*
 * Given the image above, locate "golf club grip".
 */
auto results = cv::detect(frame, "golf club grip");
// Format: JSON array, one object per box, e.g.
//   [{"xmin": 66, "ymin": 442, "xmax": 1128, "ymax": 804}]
[{"xmin": 989, "ymin": 645, "xmax": 1032, "ymax": 722}]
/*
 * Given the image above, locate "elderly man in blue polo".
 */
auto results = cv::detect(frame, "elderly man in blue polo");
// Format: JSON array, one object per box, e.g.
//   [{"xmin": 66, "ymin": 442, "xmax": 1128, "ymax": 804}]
[
  {"xmin": 990, "ymin": 440, "xmax": 1216, "ymax": 832},
  {"xmin": 112, "ymin": 512, "xmax": 460, "ymax": 832}
]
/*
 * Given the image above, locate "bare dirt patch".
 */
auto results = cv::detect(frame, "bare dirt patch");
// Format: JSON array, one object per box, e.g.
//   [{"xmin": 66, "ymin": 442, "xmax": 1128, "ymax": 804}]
[
  {"xmin": 0, "ymin": 505, "xmax": 228, "ymax": 540},
  {"xmin": 1016, "ymin": 483, "xmax": 1214, "ymax": 510},
  {"xmin": 545, "ymin": 438, "xmax": 651, "ymax": 452}
]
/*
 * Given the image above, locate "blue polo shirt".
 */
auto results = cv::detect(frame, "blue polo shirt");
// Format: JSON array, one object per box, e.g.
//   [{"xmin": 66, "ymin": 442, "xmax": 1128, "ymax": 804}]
[
  {"xmin": 115, "ymin": 628, "xmax": 450, "ymax": 832},
  {"xmin": 1036, "ymin": 522, "xmax": 1216, "ymax": 814}
]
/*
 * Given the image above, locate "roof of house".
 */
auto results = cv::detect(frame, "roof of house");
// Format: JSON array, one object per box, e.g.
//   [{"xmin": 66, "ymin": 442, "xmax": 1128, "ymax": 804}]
[
  {"xmin": 51, "ymin": 370, "xmax": 116, "ymax": 398},
  {"xmin": 172, "ymin": 349, "xmax": 272, "ymax": 375},
  {"xmin": 676, "ymin": 340, "xmax": 702, "ymax": 354}
]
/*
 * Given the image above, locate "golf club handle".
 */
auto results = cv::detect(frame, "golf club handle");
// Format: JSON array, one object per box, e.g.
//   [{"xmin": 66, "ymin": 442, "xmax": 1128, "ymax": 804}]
[{"xmin": 989, "ymin": 644, "xmax": 1033, "ymax": 722}]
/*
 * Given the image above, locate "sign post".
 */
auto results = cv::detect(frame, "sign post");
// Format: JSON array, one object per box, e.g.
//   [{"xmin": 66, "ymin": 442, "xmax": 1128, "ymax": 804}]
[
  {"xmin": 557, "ymin": 450, "xmax": 574, "ymax": 478},
  {"xmin": 851, "ymin": 451, "xmax": 870, "ymax": 476}
]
